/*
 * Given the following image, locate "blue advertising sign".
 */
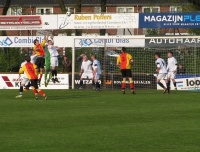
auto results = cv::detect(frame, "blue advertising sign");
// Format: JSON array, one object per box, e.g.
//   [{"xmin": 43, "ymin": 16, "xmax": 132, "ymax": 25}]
[{"xmin": 139, "ymin": 13, "xmax": 200, "ymax": 28}]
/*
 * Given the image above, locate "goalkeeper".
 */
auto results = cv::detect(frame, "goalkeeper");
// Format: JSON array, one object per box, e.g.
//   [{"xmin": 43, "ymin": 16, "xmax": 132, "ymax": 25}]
[{"xmin": 44, "ymin": 43, "xmax": 52, "ymax": 87}]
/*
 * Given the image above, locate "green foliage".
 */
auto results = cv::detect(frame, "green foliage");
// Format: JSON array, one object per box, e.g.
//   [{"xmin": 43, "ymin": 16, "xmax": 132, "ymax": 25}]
[{"xmin": 0, "ymin": 48, "xmax": 24, "ymax": 72}]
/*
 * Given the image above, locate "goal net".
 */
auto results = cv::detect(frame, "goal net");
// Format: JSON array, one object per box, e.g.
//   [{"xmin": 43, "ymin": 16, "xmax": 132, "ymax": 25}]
[{"xmin": 71, "ymin": 36, "xmax": 200, "ymax": 91}]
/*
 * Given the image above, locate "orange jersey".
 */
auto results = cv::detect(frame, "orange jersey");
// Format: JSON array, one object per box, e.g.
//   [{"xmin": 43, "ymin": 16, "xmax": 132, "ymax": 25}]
[
  {"xmin": 19, "ymin": 62, "xmax": 38, "ymax": 80},
  {"xmin": 33, "ymin": 40, "xmax": 46, "ymax": 57},
  {"xmin": 117, "ymin": 53, "xmax": 133, "ymax": 69}
]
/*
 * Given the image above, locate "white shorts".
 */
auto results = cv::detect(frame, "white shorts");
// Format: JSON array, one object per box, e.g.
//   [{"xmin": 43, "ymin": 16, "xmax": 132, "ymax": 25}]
[
  {"xmin": 81, "ymin": 73, "xmax": 93, "ymax": 79},
  {"xmin": 168, "ymin": 71, "xmax": 176, "ymax": 79},
  {"xmin": 21, "ymin": 78, "xmax": 30, "ymax": 85},
  {"xmin": 157, "ymin": 73, "xmax": 168, "ymax": 80},
  {"xmin": 51, "ymin": 57, "xmax": 58, "ymax": 67},
  {"xmin": 94, "ymin": 74, "xmax": 101, "ymax": 79}
]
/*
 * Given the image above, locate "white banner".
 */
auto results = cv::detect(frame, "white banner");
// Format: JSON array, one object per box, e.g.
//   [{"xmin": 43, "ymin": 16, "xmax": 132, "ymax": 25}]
[
  {"xmin": 0, "ymin": 74, "xmax": 69, "ymax": 89},
  {"xmin": 54, "ymin": 36, "xmax": 145, "ymax": 47},
  {"xmin": 0, "ymin": 13, "xmax": 138, "ymax": 30},
  {"xmin": 57, "ymin": 13, "xmax": 139, "ymax": 29},
  {"xmin": 0, "ymin": 36, "xmax": 44, "ymax": 47},
  {"xmin": 157, "ymin": 77, "xmax": 200, "ymax": 90},
  {"xmin": 0, "ymin": 36, "xmax": 145, "ymax": 48}
]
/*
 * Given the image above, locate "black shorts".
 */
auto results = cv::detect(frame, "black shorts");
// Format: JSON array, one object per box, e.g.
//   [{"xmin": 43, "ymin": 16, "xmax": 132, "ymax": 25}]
[
  {"xmin": 30, "ymin": 79, "xmax": 38, "ymax": 89},
  {"xmin": 121, "ymin": 69, "xmax": 132, "ymax": 78},
  {"xmin": 35, "ymin": 57, "xmax": 45, "ymax": 69}
]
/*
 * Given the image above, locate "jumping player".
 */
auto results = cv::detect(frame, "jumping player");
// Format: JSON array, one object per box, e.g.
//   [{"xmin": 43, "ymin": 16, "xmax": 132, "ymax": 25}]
[
  {"xmin": 167, "ymin": 51, "xmax": 178, "ymax": 92},
  {"xmin": 47, "ymin": 39, "xmax": 61, "ymax": 83},
  {"xmin": 19, "ymin": 56, "xmax": 47, "ymax": 100},
  {"xmin": 155, "ymin": 52, "xmax": 169, "ymax": 94},
  {"xmin": 91, "ymin": 54, "xmax": 102, "ymax": 91},
  {"xmin": 117, "ymin": 47, "xmax": 135, "ymax": 94},
  {"xmin": 33, "ymin": 32, "xmax": 48, "ymax": 85},
  {"xmin": 44, "ymin": 42, "xmax": 52, "ymax": 87}
]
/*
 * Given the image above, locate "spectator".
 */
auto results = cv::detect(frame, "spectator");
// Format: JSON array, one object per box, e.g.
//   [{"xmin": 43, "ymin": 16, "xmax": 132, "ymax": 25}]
[
  {"xmin": 177, "ymin": 64, "xmax": 186, "ymax": 74},
  {"xmin": 62, "ymin": 55, "xmax": 72, "ymax": 73}
]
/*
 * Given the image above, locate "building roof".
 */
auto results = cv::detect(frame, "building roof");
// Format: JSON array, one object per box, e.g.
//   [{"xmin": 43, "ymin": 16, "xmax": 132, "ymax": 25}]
[{"xmin": 0, "ymin": 0, "xmax": 189, "ymax": 7}]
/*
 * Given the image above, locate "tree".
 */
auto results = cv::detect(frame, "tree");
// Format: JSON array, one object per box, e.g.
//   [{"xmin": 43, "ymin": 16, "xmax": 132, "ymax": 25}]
[
  {"xmin": 187, "ymin": 0, "xmax": 200, "ymax": 35},
  {"xmin": 100, "ymin": 0, "xmax": 107, "ymax": 36},
  {"xmin": 2, "ymin": 0, "xmax": 11, "ymax": 36}
]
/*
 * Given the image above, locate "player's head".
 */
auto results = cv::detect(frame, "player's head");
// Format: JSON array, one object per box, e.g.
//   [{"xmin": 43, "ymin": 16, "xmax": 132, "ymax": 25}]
[
  {"xmin": 48, "ymin": 39, "xmax": 53, "ymax": 45},
  {"xmin": 91, "ymin": 54, "xmax": 96, "ymax": 60},
  {"xmin": 24, "ymin": 56, "xmax": 31, "ymax": 62},
  {"xmin": 155, "ymin": 52, "xmax": 161, "ymax": 59},
  {"xmin": 168, "ymin": 51, "xmax": 173, "ymax": 58},
  {"xmin": 122, "ymin": 47, "xmax": 126, "ymax": 53},
  {"xmin": 83, "ymin": 54, "xmax": 87, "ymax": 61},
  {"xmin": 34, "ymin": 39, "xmax": 39, "ymax": 45}
]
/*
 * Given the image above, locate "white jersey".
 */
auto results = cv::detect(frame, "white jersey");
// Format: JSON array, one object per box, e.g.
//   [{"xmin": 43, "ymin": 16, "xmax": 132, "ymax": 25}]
[
  {"xmin": 92, "ymin": 59, "xmax": 102, "ymax": 75},
  {"xmin": 81, "ymin": 60, "xmax": 93, "ymax": 74},
  {"xmin": 167, "ymin": 57, "xmax": 177, "ymax": 72},
  {"xmin": 155, "ymin": 58, "xmax": 167, "ymax": 74},
  {"xmin": 20, "ymin": 61, "xmax": 28, "ymax": 78},
  {"xmin": 30, "ymin": 54, "xmax": 37, "ymax": 64},
  {"xmin": 48, "ymin": 45, "xmax": 59, "ymax": 57}
]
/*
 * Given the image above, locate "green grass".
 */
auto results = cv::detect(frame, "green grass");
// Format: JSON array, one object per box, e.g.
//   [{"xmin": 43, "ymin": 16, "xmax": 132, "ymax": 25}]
[{"xmin": 1, "ymin": 90, "xmax": 200, "ymax": 152}]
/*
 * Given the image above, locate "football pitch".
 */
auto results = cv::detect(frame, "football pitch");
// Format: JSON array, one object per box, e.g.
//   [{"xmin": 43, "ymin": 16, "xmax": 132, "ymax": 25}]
[{"xmin": 1, "ymin": 90, "xmax": 200, "ymax": 152}]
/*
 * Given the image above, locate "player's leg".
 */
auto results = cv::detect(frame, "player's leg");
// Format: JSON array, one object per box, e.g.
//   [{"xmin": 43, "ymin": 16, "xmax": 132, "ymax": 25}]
[
  {"xmin": 54, "ymin": 58, "xmax": 59, "ymax": 83},
  {"xmin": 157, "ymin": 74, "xmax": 167, "ymax": 94},
  {"xmin": 93, "ymin": 74, "xmax": 101, "ymax": 91},
  {"xmin": 171, "ymin": 72, "xmax": 177, "ymax": 90},
  {"xmin": 24, "ymin": 81, "xmax": 30, "ymax": 91},
  {"xmin": 15, "ymin": 78, "xmax": 29, "ymax": 98},
  {"xmin": 127, "ymin": 69, "xmax": 135, "ymax": 94},
  {"xmin": 37, "ymin": 88, "xmax": 47, "ymax": 100},
  {"xmin": 39, "ymin": 58, "xmax": 45, "ymax": 84},
  {"xmin": 164, "ymin": 74, "xmax": 170, "ymax": 94},
  {"xmin": 166, "ymin": 72, "xmax": 171, "ymax": 94},
  {"xmin": 121, "ymin": 70, "xmax": 126, "ymax": 94},
  {"xmin": 79, "ymin": 73, "xmax": 86, "ymax": 89},
  {"xmin": 30, "ymin": 80, "xmax": 39, "ymax": 100}
]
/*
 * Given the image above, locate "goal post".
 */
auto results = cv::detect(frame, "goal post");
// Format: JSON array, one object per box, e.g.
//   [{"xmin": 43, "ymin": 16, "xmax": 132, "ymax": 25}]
[{"xmin": 71, "ymin": 36, "xmax": 200, "ymax": 91}]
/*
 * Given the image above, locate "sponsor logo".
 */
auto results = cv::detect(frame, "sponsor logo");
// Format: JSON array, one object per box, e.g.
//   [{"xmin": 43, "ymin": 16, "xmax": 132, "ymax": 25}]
[
  {"xmin": 186, "ymin": 79, "xmax": 200, "ymax": 86},
  {"xmin": 79, "ymin": 39, "xmax": 93, "ymax": 46},
  {"xmin": 14, "ymin": 37, "xmax": 43, "ymax": 44},
  {"xmin": 1, "ymin": 76, "xmax": 13, "ymax": 87},
  {"xmin": 114, "ymin": 80, "xmax": 151, "ymax": 85},
  {"xmin": 0, "ymin": 16, "xmax": 42, "ymax": 25},
  {"xmin": 105, "ymin": 80, "xmax": 112, "ymax": 85},
  {"xmin": 0, "ymin": 37, "xmax": 13, "ymax": 46},
  {"xmin": 148, "ymin": 38, "xmax": 200, "ymax": 45},
  {"xmin": 144, "ymin": 14, "xmax": 200, "ymax": 23},
  {"xmin": 75, "ymin": 80, "xmax": 101, "ymax": 84}
]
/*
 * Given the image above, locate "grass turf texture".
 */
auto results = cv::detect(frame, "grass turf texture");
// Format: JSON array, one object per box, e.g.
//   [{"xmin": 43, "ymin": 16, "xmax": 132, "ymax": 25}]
[{"xmin": 0, "ymin": 90, "xmax": 200, "ymax": 152}]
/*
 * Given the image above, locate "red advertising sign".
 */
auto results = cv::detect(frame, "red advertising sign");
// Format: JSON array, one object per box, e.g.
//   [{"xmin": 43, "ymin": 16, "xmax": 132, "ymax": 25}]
[{"xmin": 0, "ymin": 16, "xmax": 42, "ymax": 25}]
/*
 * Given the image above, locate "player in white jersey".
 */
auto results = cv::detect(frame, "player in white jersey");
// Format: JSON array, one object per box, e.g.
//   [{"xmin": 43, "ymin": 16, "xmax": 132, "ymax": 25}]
[
  {"xmin": 91, "ymin": 54, "xmax": 102, "ymax": 91},
  {"xmin": 155, "ymin": 52, "xmax": 169, "ymax": 94},
  {"xmin": 79, "ymin": 55, "xmax": 93, "ymax": 89},
  {"xmin": 47, "ymin": 39, "xmax": 61, "ymax": 83},
  {"xmin": 167, "ymin": 51, "xmax": 177, "ymax": 91},
  {"xmin": 15, "ymin": 57, "xmax": 30, "ymax": 98},
  {"xmin": 30, "ymin": 50, "xmax": 37, "ymax": 64}
]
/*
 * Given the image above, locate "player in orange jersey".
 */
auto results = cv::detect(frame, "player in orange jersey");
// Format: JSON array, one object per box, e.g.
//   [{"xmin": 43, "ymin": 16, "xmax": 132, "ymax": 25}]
[
  {"xmin": 33, "ymin": 32, "xmax": 48, "ymax": 86},
  {"xmin": 19, "ymin": 56, "xmax": 47, "ymax": 100},
  {"xmin": 117, "ymin": 47, "xmax": 135, "ymax": 94}
]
